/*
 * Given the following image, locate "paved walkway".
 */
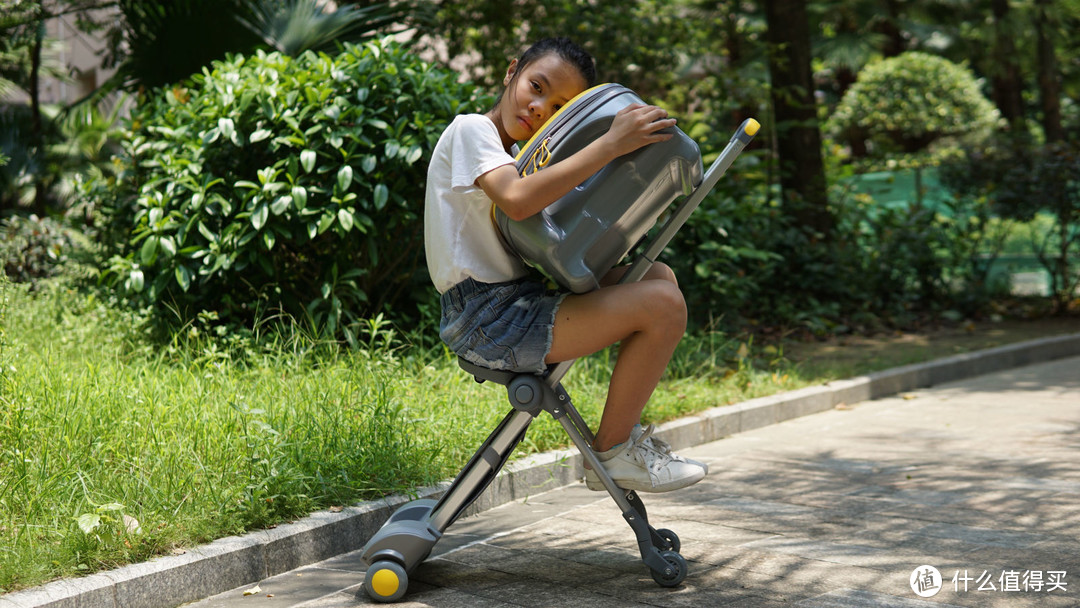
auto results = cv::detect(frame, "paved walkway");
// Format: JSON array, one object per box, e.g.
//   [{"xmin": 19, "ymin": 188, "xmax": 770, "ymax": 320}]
[{"xmin": 187, "ymin": 356, "xmax": 1080, "ymax": 608}]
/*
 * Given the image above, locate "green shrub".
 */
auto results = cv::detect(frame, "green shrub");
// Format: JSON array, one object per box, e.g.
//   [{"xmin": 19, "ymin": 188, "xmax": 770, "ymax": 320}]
[
  {"xmin": 0, "ymin": 215, "xmax": 87, "ymax": 289},
  {"xmin": 85, "ymin": 38, "xmax": 490, "ymax": 340},
  {"xmin": 941, "ymin": 137, "xmax": 1080, "ymax": 313},
  {"xmin": 827, "ymin": 52, "xmax": 1001, "ymax": 164},
  {"xmin": 670, "ymin": 165, "xmax": 1006, "ymax": 335}
]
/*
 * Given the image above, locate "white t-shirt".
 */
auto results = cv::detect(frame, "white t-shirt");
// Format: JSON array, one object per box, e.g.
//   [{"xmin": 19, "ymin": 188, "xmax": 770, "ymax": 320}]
[{"xmin": 424, "ymin": 114, "xmax": 529, "ymax": 293}]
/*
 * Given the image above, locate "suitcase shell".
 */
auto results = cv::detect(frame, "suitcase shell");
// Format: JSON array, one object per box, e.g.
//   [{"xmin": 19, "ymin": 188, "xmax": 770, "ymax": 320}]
[{"xmin": 495, "ymin": 83, "xmax": 704, "ymax": 293}]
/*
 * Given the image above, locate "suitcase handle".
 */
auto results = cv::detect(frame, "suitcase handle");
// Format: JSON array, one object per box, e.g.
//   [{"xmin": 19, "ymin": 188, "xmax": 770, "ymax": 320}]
[
  {"xmin": 545, "ymin": 118, "xmax": 760, "ymax": 387},
  {"xmin": 618, "ymin": 118, "xmax": 760, "ymax": 286}
]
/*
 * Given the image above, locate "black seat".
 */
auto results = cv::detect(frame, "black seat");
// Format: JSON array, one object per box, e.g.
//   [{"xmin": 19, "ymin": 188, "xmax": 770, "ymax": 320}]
[{"xmin": 457, "ymin": 357, "xmax": 517, "ymax": 385}]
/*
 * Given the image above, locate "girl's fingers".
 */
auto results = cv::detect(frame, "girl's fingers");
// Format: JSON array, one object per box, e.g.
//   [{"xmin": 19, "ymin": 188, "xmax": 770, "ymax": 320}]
[
  {"xmin": 608, "ymin": 104, "xmax": 676, "ymax": 153},
  {"xmin": 616, "ymin": 105, "xmax": 669, "ymax": 124},
  {"xmin": 632, "ymin": 106, "xmax": 675, "ymax": 131}
]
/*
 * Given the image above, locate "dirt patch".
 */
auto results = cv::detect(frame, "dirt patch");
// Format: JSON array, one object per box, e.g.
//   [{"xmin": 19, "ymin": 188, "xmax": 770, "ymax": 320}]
[{"xmin": 783, "ymin": 316, "xmax": 1080, "ymax": 378}]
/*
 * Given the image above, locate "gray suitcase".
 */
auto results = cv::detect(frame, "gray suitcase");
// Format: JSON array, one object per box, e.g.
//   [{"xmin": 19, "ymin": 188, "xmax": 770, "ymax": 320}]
[{"xmin": 496, "ymin": 83, "xmax": 701, "ymax": 292}]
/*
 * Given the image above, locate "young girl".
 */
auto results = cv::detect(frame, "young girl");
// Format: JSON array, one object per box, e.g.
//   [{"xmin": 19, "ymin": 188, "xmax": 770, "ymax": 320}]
[{"xmin": 424, "ymin": 37, "xmax": 705, "ymax": 493}]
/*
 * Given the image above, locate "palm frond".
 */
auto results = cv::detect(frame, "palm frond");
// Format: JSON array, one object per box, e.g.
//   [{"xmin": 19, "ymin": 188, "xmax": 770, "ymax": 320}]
[
  {"xmin": 816, "ymin": 31, "xmax": 886, "ymax": 73},
  {"xmin": 237, "ymin": 0, "xmax": 410, "ymax": 57}
]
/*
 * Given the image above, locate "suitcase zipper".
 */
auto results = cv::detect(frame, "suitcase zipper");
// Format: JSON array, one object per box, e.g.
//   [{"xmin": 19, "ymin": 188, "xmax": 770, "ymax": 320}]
[{"xmin": 518, "ymin": 84, "xmax": 631, "ymax": 175}]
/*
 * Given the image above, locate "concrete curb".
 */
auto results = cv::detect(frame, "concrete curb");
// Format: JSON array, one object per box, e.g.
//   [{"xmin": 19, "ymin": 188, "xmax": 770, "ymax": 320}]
[{"xmin": 3, "ymin": 332, "xmax": 1079, "ymax": 608}]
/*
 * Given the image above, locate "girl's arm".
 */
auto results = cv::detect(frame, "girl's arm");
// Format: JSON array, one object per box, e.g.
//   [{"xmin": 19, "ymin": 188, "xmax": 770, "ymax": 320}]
[{"xmin": 477, "ymin": 104, "xmax": 676, "ymax": 221}]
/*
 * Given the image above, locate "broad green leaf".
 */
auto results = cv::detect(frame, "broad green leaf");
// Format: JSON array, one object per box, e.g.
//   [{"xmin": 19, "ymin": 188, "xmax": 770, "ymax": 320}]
[
  {"xmin": 251, "ymin": 201, "xmax": 269, "ymax": 230},
  {"xmin": 256, "ymin": 167, "xmax": 276, "ymax": 185},
  {"xmin": 337, "ymin": 165, "xmax": 353, "ymax": 191},
  {"xmin": 263, "ymin": 231, "xmax": 276, "ymax": 250},
  {"xmin": 356, "ymin": 211, "xmax": 374, "ymax": 231},
  {"xmin": 76, "ymin": 513, "xmax": 101, "ymax": 535},
  {"xmin": 300, "ymin": 150, "xmax": 316, "ymax": 173},
  {"xmin": 373, "ymin": 184, "xmax": 389, "ymax": 211},
  {"xmin": 197, "ymin": 222, "xmax": 217, "ymax": 242},
  {"xmin": 271, "ymin": 195, "xmax": 291, "ymax": 215},
  {"xmin": 249, "ymin": 129, "xmax": 272, "ymax": 143},
  {"xmin": 237, "ymin": 229, "xmax": 257, "ymax": 247},
  {"xmin": 129, "ymin": 269, "xmax": 145, "ymax": 292},
  {"xmin": 159, "ymin": 236, "xmax": 177, "ymax": 259},
  {"xmin": 292, "ymin": 186, "xmax": 307, "ymax": 209},
  {"xmin": 317, "ymin": 212, "xmax": 335, "ymax": 234},
  {"xmin": 140, "ymin": 235, "xmax": 160, "ymax": 265},
  {"xmin": 361, "ymin": 155, "xmax": 376, "ymax": 174},
  {"xmin": 175, "ymin": 265, "xmax": 192, "ymax": 292},
  {"xmin": 218, "ymin": 118, "xmax": 235, "ymax": 140},
  {"xmin": 307, "ymin": 222, "xmax": 318, "ymax": 239},
  {"xmin": 338, "ymin": 208, "xmax": 354, "ymax": 232}
]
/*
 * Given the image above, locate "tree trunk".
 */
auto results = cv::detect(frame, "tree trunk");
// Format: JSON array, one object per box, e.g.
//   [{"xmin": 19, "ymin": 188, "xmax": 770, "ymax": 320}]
[
  {"xmin": 877, "ymin": 0, "xmax": 906, "ymax": 57},
  {"xmin": 990, "ymin": 0, "xmax": 1025, "ymax": 131},
  {"xmin": 1034, "ymin": 0, "xmax": 1063, "ymax": 143},
  {"xmin": 763, "ymin": 0, "xmax": 832, "ymax": 237},
  {"xmin": 29, "ymin": 7, "xmax": 47, "ymax": 215}
]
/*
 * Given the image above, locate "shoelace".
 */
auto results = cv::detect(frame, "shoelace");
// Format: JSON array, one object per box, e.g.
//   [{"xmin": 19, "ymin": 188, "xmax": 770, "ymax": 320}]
[
  {"xmin": 631, "ymin": 425, "xmax": 674, "ymax": 473},
  {"xmin": 636, "ymin": 424, "xmax": 685, "ymax": 462}
]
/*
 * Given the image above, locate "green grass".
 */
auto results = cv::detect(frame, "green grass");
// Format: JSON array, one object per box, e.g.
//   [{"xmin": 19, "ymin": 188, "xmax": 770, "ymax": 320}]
[{"xmin": 1, "ymin": 278, "xmax": 1074, "ymax": 593}]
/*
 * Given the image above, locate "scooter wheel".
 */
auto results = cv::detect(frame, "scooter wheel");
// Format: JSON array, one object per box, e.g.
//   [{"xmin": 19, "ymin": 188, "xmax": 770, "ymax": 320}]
[
  {"xmin": 364, "ymin": 560, "xmax": 408, "ymax": 603},
  {"xmin": 650, "ymin": 550, "xmax": 688, "ymax": 587},
  {"xmin": 654, "ymin": 528, "xmax": 681, "ymax": 552}
]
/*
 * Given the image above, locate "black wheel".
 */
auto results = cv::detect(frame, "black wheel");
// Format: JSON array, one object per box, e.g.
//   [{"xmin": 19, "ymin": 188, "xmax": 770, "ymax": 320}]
[
  {"xmin": 364, "ymin": 560, "xmax": 408, "ymax": 602},
  {"xmin": 654, "ymin": 528, "xmax": 681, "ymax": 552},
  {"xmin": 650, "ymin": 550, "xmax": 688, "ymax": 587}
]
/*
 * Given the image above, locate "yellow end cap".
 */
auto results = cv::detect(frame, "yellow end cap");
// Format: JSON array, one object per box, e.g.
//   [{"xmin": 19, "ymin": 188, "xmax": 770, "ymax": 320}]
[
  {"xmin": 370, "ymin": 569, "xmax": 400, "ymax": 598},
  {"xmin": 744, "ymin": 119, "xmax": 761, "ymax": 137}
]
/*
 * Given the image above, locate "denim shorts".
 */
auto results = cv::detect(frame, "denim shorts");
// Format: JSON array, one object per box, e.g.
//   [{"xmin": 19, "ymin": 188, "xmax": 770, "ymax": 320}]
[{"xmin": 440, "ymin": 277, "xmax": 567, "ymax": 374}]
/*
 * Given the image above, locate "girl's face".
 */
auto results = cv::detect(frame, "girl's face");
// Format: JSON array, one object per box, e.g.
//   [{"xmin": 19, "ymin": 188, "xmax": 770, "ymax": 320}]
[{"xmin": 489, "ymin": 54, "xmax": 589, "ymax": 151}]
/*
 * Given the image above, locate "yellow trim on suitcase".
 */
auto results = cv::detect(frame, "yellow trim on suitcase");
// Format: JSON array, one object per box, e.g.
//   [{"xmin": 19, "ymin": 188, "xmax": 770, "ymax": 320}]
[
  {"xmin": 514, "ymin": 83, "xmax": 611, "ymax": 163},
  {"xmin": 495, "ymin": 84, "xmax": 614, "ymax": 248}
]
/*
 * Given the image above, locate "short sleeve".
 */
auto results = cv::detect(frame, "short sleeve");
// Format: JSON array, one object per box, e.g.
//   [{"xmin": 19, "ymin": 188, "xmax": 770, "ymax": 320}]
[{"xmin": 448, "ymin": 115, "xmax": 516, "ymax": 193}]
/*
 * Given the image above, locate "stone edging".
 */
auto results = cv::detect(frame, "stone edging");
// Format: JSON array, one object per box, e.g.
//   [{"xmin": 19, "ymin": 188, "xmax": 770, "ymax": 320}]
[{"xmin": 3, "ymin": 332, "xmax": 1079, "ymax": 608}]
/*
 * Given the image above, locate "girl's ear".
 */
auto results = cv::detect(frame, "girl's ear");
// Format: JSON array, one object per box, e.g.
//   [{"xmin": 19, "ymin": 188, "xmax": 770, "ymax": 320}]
[{"xmin": 502, "ymin": 58, "xmax": 519, "ymax": 87}]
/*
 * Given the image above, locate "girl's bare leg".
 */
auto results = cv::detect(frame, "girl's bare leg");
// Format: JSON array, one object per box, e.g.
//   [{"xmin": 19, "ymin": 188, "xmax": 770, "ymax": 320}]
[{"xmin": 545, "ymin": 263, "xmax": 686, "ymax": 451}]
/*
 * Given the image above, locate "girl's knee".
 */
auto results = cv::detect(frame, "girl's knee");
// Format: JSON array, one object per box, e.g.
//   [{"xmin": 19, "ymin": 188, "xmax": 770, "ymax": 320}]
[
  {"xmin": 643, "ymin": 279, "xmax": 687, "ymax": 330},
  {"xmin": 645, "ymin": 262, "xmax": 679, "ymax": 286}
]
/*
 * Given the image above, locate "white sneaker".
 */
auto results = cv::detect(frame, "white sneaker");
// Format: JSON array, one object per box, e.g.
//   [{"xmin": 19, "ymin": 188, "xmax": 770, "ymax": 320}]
[
  {"xmin": 584, "ymin": 426, "xmax": 706, "ymax": 493},
  {"xmin": 631, "ymin": 424, "xmax": 709, "ymax": 475}
]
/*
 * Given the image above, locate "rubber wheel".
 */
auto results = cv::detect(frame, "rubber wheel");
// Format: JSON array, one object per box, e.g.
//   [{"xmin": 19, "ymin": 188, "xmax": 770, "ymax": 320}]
[
  {"xmin": 364, "ymin": 560, "xmax": 408, "ymax": 603},
  {"xmin": 654, "ymin": 528, "xmax": 681, "ymax": 553},
  {"xmin": 650, "ymin": 550, "xmax": 688, "ymax": 587}
]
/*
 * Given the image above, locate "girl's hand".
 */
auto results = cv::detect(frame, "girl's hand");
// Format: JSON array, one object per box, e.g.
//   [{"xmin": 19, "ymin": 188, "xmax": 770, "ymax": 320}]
[
  {"xmin": 602, "ymin": 104, "xmax": 676, "ymax": 158},
  {"xmin": 480, "ymin": 104, "xmax": 676, "ymax": 221}
]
